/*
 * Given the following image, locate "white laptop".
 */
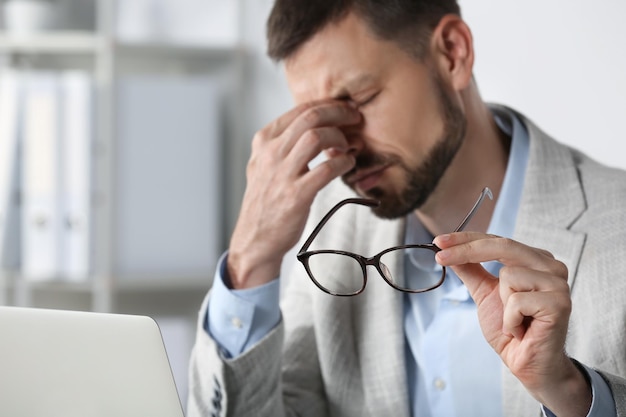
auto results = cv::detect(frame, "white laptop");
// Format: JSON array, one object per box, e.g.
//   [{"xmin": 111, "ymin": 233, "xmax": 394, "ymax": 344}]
[{"xmin": 0, "ymin": 306, "xmax": 186, "ymax": 417}]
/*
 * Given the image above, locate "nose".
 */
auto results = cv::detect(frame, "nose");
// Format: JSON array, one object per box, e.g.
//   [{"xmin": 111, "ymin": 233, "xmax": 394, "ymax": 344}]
[{"xmin": 342, "ymin": 125, "xmax": 365, "ymax": 156}]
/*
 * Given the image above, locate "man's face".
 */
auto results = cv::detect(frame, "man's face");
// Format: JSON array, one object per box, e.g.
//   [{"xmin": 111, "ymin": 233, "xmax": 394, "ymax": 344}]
[{"xmin": 285, "ymin": 12, "xmax": 466, "ymax": 218}]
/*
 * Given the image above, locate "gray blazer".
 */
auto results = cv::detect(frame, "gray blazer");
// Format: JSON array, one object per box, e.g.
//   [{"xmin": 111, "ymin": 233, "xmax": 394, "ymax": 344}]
[{"xmin": 188, "ymin": 109, "xmax": 626, "ymax": 417}]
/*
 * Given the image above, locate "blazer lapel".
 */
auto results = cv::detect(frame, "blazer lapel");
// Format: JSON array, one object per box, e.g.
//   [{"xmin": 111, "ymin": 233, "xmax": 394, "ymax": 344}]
[
  {"xmin": 503, "ymin": 111, "xmax": 588, "ymax": 414},
  {"xmin": 352, "ymin": 216, "xmax": 411, "ymax": 417},
  {"xmin": 513, "ymin": 113, "xmax": 587, "ymax": 286}
]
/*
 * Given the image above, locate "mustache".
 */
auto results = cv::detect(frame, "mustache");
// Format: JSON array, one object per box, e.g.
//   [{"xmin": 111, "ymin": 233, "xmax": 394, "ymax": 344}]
[{"xmin": 343, "ymin": 152, "xmax": 399, "ymax": 178}]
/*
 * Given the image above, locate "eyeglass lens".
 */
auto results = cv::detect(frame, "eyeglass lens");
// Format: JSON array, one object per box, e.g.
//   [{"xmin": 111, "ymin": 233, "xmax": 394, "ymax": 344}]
[{"xmin": 306, "ymin": 246, "xmax": 444, "ymax": 295}]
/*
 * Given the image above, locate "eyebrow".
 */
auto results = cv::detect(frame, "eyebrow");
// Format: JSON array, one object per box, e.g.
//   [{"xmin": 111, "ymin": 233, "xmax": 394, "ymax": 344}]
[{"xmin": 330, "ymin": 74, "xmax": 376, "ymax": 100}]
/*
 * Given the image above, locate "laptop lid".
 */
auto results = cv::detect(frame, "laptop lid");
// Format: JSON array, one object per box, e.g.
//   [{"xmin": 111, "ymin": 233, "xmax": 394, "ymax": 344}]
[{"xmin": 0, "ymin": 306, "xmax": 185, "ymax": 417}]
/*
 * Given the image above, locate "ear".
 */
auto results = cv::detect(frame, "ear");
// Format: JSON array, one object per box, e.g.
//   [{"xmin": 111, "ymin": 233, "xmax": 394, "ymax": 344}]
[{"xmin": 429, "ymin": 15, "xmax": 474, "ymax": 91}]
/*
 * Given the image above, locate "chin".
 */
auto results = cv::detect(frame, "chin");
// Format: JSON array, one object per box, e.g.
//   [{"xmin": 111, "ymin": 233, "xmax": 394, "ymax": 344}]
[{"xmin": 363, "ymin": 188, "xmax": 412, "ymax": 219}]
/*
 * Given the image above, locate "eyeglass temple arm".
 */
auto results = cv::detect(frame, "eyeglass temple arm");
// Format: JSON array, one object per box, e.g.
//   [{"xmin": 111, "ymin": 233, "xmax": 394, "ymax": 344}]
[
  {"xmin": 298, "ymin": 198, "xmax": 380, "ymax": 254},
  {"xmin": 452, "ymin": 187, "xmax": 493, "ymax": 233},
  {"xmin": 299, "ymin": 187, "xmax": 491, "ymax": 254}
]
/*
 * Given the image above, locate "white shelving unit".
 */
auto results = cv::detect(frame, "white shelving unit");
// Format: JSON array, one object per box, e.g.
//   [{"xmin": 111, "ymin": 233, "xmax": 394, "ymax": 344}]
[
  {"xmin": 0, "ymin": 0, "xmax": 244, "ymax": 314},
  {"xmin": 0, "ymin": 31, "xmax": 102, "ymax": 53},
  {"xmin": 0, "ymin": 1, "xmax": 248, "ymax": 407}
]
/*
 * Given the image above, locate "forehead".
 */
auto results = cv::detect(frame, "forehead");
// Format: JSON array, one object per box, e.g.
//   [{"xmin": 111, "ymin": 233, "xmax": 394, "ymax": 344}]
[{"xmin": 284, "ymin": 12, "xmax": 410, "ymax": 103}]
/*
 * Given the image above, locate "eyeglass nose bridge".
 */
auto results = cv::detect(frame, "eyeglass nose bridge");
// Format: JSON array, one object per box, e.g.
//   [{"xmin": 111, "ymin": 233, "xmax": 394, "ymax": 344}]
[{"xmin": 361, "ymin": 243, "xmax": 446, "ymax": 294}]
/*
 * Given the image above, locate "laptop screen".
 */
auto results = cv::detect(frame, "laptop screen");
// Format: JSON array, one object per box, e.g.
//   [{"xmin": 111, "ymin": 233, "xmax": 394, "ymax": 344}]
[{"xmin": 0, "ymin": 306, "xmax": 185, "ymax": 417}]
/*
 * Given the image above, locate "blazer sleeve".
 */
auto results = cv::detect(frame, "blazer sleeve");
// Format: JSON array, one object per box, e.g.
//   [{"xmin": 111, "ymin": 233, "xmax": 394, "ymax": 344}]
[
  {"xmin": 598, "ymin": 372, "xmax": 626, "ymax": 417},
  {"xmin": 187, "ymin": 283, "xmax": 329, "ymax": 417}
]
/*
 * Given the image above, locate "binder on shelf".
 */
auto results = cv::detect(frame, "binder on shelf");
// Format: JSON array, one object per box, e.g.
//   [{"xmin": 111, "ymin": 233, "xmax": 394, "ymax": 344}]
[
  {"xmin": 0, "ymin": 69, "xmax": 22, "ymax": 273},
  {"xmin": 20, "ymin": 72, "xmax": 64, "ymax": 281},
  {"xmin": 20, "ymin": 70, "xmax": 94, "ymax": 282},
  {"xmin": 60, "ymin": 71, "xmax": 93, "ymax": 282},
  {"xmin": 115, "ymin": 75, "xmax": 222, "ymax": 282}
]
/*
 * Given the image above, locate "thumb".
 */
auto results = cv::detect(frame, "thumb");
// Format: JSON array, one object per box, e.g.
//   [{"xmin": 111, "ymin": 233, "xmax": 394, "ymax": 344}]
[{"xmin": 447, "ymin": 262, "xmax": 498, "ymax": 306}]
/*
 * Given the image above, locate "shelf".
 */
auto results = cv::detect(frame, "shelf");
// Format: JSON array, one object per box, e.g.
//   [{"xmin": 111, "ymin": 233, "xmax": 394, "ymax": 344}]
[
  {"xmin": 114, "ymin": 275, "xmax": 212, "ymax": 292},
  {"xmin": 14, "ymin": 279, "xmax": 93, "ymax": 293},
  {"xmin": 0, "ymin": 31, "xmax": 241, "ymax": 58},
  {"xmin": 6, "ymin": 275, "xmax": 212, "ymax": 293},
  {"xmin": 114, "ymin": 41, "xmax": 241, "ymax": 57},
  {"xmin": 0, "ymin": 31, "xmax": 103, "ymax": 54}
]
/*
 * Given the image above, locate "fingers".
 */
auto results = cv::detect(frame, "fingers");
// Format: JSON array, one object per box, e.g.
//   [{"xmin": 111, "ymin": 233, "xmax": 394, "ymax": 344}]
[
  {"xmin": 258, "ymin": 100, "xmax": 324, "ymax": 139},
  {"xmin": 447, "ymin": 262, "xmax": 496, "ymax": 306},
  {"xmin": 498, "ymin": 265, "xmax": 568, "ymax": 303},
  {"xmin": 434, "ymin": 231, "xmax": 571, "ymax": 339},
  {"xmin": 502, "ymin": 290, "xmax": 571, "ymax": 340},
  {"xmin": 254, "ymin": 100, "xmax": 361, "ymax": 200},
  {"xmin": 255, "ymin": 100, "xmax": 361, "ymax": 155},
  {"xmin": 299, "ymin": 153, "xmax": 356, "ymax": 194},
  {"xmin": 499, "ymin": 264, "xmax": 570, "ymax": 337},
  {"xmin": 279, "ymin": 101, "xmax": 361, "ymax": 155},
  {"xmin": 283, "ymin": 124, "xmax": 357, "ymax": 193},
  {"xmin": 435, "ymin": 232, "xmax": 564, "ymax": 276},
  {"xmin": 434, "ymin": 232, "xmax": 569, "ymax": 296},
  {"xmin": 252, "ymin": 100, "xmax": 361, "ymax": 189},
  {"xmin": 287, "ymin": 126, "xmax": 354, "ymax": 176}
]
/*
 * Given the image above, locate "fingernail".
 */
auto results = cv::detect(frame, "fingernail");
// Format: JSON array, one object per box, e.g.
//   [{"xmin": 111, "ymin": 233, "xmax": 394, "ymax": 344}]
[
  {"xmin": 434, "ymin": 234, "xmax": 451, "ymax": 245},
  {"xmin": 436, "ymin": 249, "xmax": 450, "ymax": 261}
]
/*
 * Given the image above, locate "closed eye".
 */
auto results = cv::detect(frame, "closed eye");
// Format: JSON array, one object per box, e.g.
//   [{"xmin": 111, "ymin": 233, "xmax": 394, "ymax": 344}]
[{"xmin": 357, "ymin": 91, "xmax": 380, "ymax": 108}]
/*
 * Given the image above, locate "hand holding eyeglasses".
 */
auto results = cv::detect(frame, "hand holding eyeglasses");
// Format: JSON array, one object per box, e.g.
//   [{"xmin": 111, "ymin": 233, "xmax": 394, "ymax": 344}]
[
  {"xmin": 297, "ymin": 187, "xmax": 494, "ymax": 296},
  {"xmin": 433, "ymin": 232, "xmax": 592, "ymax": 416}
]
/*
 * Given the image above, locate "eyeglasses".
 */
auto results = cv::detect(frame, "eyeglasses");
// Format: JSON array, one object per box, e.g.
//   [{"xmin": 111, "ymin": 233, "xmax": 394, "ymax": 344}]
[{"xmin": 297, "ymin": 187, "xmax": 493, "ymax": 296}]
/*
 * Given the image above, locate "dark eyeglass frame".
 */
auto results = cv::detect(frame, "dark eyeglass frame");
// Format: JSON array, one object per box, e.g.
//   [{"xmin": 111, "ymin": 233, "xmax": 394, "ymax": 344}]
[{"xmin": 297, "ymin": 187, "xmax": 493, "ymax": 296}]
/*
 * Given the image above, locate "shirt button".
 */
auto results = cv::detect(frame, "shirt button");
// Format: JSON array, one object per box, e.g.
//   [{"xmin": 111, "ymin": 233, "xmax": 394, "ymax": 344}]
[
  {"xmin": 231, "ymin": 317, "xmax": 243, "ymax": 329},
  {"xmin": 433, "ymin": 378, "xmax": 446, "ymax": 391}
]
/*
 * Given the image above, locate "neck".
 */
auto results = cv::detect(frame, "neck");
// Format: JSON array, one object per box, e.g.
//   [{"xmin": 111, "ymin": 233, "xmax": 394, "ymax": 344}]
[{"xmin": 416, "ymin": 83, "xmax": 510, "ymax": 236}]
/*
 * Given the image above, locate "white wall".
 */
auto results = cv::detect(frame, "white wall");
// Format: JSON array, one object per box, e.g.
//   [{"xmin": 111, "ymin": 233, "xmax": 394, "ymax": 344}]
[
  {"xmin": 240, "ymin": 0, "xmax": 293, "ymax": 133},
  {"xmin": 460, "ymin": 0, "xmax": 626, "ymax": 169}
]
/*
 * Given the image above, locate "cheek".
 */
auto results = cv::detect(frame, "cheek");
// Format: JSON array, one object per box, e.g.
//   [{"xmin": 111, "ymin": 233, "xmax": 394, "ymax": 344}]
[
  {"xmin": 360, "ymin": 100, "xmax": 444, "ymax": 162},
  {"xmin": 359, "ymin": 103, "xmax": 404, "ymax": 150}
]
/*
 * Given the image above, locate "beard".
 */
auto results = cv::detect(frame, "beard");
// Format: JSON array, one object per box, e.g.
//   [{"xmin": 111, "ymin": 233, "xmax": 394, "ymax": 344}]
[{"xmin": 342, "ymin": 76, "xmax": 466, "ymax": 219}]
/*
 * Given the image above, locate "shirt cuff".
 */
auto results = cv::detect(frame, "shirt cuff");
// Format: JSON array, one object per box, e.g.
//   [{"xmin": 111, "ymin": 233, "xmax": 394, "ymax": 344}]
[
  {"xmin": 205, "ymin": 252, "xmax": 281, "ymax": 358},
  {"xmin": 542, "ymin": 362, "xmax": 617, "ymax": 417}
]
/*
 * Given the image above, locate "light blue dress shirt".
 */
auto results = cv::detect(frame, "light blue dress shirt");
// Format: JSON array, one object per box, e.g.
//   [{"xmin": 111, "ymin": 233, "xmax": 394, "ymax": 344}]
[
  {"xmin": 402, "ymin": 107, "xmax": 529, "ymax": 416},
  {"xmin": 205, "ymin": 109, "xmax": 616, "ymax": 416}
]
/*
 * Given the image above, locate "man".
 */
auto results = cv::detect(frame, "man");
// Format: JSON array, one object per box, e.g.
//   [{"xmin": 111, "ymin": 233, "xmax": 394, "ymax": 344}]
[{"xmin": 188, "ymin": 1, "xmax": 626, "ymax": 416}]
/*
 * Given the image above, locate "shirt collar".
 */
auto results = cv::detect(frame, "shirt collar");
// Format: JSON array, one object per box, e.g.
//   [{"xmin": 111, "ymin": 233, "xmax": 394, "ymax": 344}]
[
  {"xmin": 486, "ymin": 107, "xmax": 529, "ymax": 239},
  {"xmin": 404, "ymin": 107, "xmax": 531, "ymax": 298}
]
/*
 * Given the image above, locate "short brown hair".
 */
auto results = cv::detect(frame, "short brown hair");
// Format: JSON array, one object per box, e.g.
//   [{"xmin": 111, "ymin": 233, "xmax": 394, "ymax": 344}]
[{"xmin": 266, "ymin": 0, "xmax": 461, "ymax": 62}]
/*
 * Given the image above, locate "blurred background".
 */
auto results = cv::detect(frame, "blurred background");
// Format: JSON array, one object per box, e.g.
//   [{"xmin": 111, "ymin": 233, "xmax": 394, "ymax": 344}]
[{"xmin": 0, "ymin": 0, "xmax": 624, "ymax": 410}]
